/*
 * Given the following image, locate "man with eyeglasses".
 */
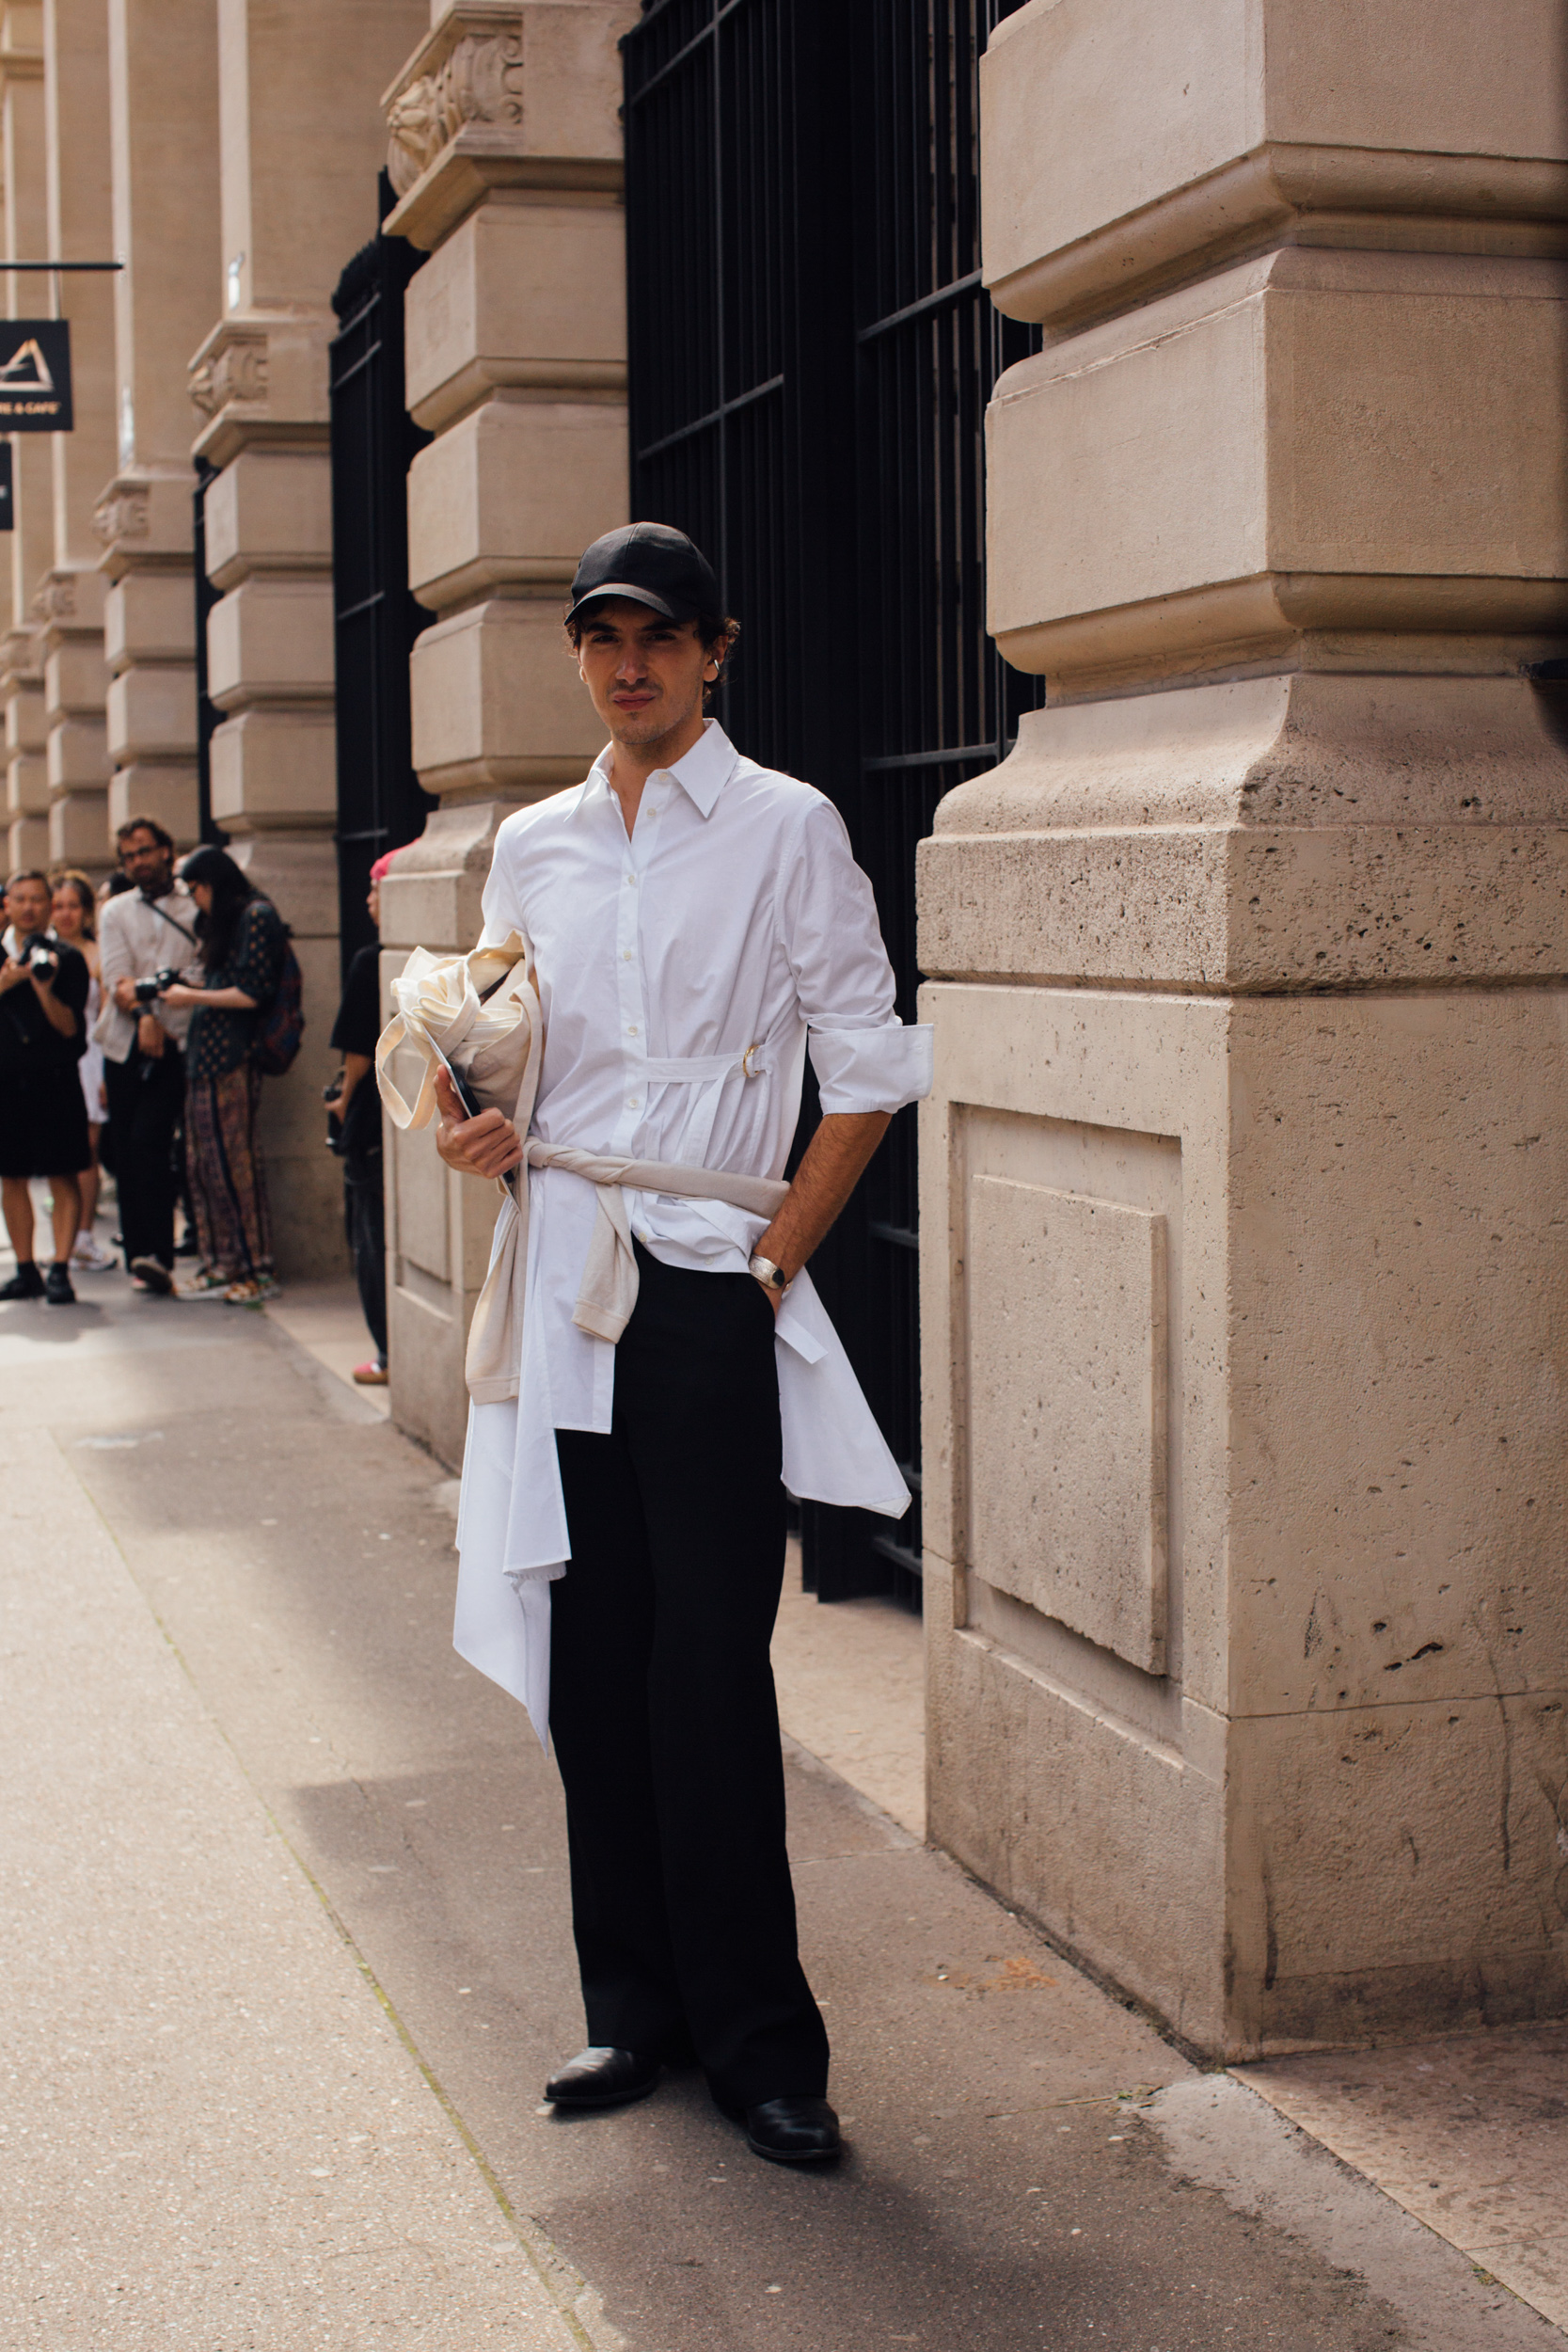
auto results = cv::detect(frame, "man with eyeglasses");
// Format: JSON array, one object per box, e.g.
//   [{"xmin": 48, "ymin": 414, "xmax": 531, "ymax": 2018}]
[{"xmin": 97, "ymin": 816, "xmax": 203, "ymax": 1294}]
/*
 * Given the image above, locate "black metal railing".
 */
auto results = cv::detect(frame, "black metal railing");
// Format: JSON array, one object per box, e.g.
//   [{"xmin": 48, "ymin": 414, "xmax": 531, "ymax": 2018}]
[
  {"xmin": 328, "ymin": 178, "xmax": 433, "ymax": 981},
  {"xmin": 624, "ymin": 0, "xmax": 1040, "ymax": 1607},
  {"xmin": 191, "ymin": 454, "xmax": 225, "ymax": 848}
]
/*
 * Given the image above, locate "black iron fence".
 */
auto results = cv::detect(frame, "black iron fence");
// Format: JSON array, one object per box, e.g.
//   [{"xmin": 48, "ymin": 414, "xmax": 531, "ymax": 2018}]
[
  {"xmin": 624, "ymin": 0, "xmax": 1041, "ymax": 1605},
  {"xmin": 328, "ymin": 182, "xmax": 433, "ymax": 981},
  {"xmin": 191, "ymin": 455, "xmax": 224, "ymax": 848}
]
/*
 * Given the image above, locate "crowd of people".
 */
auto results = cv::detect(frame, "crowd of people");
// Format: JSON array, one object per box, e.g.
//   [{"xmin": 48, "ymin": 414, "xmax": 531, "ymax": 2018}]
[{"xmin": 0, "ymin": 817, "xmax": 391, "ymax": 1381}]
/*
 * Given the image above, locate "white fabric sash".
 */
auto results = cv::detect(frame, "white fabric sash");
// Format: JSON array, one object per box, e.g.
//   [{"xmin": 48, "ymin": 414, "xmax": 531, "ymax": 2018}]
[{"xmin": 374, "ymin": 934, "xmax": 784, "ymax": 1402}]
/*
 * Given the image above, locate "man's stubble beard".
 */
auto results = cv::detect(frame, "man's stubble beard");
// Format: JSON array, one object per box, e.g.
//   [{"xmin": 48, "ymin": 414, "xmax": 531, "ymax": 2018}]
[{"xmin": 608, "ymin": 688, "xmax": 703, "ymax": 756}]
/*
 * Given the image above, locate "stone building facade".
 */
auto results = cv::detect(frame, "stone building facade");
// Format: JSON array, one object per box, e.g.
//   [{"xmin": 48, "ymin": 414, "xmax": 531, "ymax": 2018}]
[
  {"xmin": 919, "ymin": 0, "xmax": 1568, "ymax": 2053},
  {"xmin": 0, "ymin": 0, "xmax": 424, "ymax": 1275},
  {"xmin": 0, "ymin": 0, "xmax": 1562, "ymax": 2057}
]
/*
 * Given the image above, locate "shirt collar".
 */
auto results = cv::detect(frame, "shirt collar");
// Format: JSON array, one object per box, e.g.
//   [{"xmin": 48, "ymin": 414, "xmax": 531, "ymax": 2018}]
[{"xmin": 586, "ymin": 719, "xmax": 739, "ymax": 821}]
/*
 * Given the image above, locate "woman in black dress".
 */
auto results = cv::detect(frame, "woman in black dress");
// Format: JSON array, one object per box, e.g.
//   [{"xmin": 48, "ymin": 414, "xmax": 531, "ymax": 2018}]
[{"xmin": 158, "ymin": 848, "xmax": 289, "ymax": 1302}]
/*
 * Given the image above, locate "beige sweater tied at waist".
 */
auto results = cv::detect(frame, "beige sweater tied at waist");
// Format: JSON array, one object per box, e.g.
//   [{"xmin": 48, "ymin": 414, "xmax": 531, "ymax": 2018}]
[
  {"xmin": 373, "ymin": 933, "xmax": 787, "ymax": 1406},
  {"xmin": 465, "ymin": 1140, "xmax": 788, "ymax": 1404}
]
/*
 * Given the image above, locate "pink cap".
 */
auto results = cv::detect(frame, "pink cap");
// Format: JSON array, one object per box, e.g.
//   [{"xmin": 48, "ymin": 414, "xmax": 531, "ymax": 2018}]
[{"xmin": 369, "ymin": 848, "xmax": 404, "ymax": 885}]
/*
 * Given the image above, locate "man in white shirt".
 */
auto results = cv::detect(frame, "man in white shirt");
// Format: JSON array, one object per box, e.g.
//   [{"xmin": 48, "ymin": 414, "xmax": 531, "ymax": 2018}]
[
  {"xmin": 97, "ymin": 817, "xmax": 202, "ymax": 1293},
  {"xmin": 434, "ymin": 523, "xmax": 930, "ymax": 2167}
]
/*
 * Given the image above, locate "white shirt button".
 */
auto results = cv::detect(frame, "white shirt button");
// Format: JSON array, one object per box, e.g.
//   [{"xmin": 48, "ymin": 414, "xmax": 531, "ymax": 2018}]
[
  {"xmin": 623, "ymin": 949, "xmax": 633, "ymax": 961},
  {"xmin": 626, "ymin": 1097, "xmax": 640, "ymax": 1110},
  {"xmin": 626, "ymin": 1025, "xmax": 638, "ymax": 1036}
]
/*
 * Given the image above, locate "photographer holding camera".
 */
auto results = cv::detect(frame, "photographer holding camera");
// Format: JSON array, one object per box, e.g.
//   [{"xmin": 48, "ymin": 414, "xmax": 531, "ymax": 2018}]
[
  {"xmin": 97, "ymin": 815, "xmax": 202, "ymax": 1295},
  {"xmin": 0, "ymin": 869, "xmax": 90, "ymax": 1305}
]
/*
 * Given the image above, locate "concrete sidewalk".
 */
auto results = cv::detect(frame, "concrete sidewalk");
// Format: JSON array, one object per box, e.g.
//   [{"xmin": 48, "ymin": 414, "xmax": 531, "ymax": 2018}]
[
  {"xmin": 0, "ymin": 1272, "xmax": 1560, "ymax": 2350},
  {"xmin": 0, "ymin": 1379, "xmax": 598, "ymax": 2345}
]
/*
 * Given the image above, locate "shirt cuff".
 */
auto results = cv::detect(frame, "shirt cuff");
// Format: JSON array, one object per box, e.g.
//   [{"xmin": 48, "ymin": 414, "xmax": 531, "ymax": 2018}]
[{"xmin": 808, "ymin": 1023, "xmax": 933, "ymax": 1116}]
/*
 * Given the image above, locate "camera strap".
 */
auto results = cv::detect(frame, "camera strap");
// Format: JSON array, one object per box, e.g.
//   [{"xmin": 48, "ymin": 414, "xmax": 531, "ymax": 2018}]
[{"xmin": 148, "ymin": 898, "xmax": 198, "ymax": 948}]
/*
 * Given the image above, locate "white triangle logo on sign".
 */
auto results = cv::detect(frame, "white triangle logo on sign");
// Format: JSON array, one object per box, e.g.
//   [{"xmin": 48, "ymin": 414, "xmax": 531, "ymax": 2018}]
[{"xmin": 0, "ymin": 339, "xmax": 54, "ymax": 389}]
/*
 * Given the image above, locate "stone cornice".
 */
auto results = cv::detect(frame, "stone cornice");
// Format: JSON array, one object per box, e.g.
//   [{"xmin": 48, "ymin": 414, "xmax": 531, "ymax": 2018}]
[
  {"xmin": 93, "ymin": 469, "xmax": 197, "ymax": 581},
  {"xmin": 380, "ymin": 0, "xmax": 526, "ymax": 113},
  {"xmin": 0, "ymin": 624, "xmax": 44, "ymax": 691},
  {"xmin": 381, "ymin": 3, "xmax": 632, "ymax": 251},
  {"xmin": 988, "ymin": 142, "xmax": 1568, "ymax": 335},
  {"xmin": 0, "ymin": 2, "xmax": 43, "ymax": 87},
  {"xmin": 187, "ymin": 310, "xmax": 333, "ymax": 469},
  {"xmin": 32, "ymin": 563, "xmax": 107, "ymax": 641},
  {"xmin": 918, "ymin": 675, "xmax": 1568, "ymax": 992}
]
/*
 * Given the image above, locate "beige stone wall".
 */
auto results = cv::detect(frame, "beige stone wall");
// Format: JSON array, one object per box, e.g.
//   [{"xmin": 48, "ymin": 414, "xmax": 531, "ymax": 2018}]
[
  {"xmin": 0, "ymin": 3, "xmax": 47, "ymax": 870},
  {"xmin": 96, "ymin": 0, "xmax": 219, "ymax": 852},
  {"xmin": 378, "ymin": 0, "xmax": 634, "ymax": 1466},
  {"xmin": 38, "ymin": 0, "xmax": 116, "ymax": 874},
  {"xmin": 186, "ymin": 0, "xmax": 426, "ymax": 1278},
  {"xmin": 921, "ymin": 0, "xmax": 1568, "ymax": 2055}
]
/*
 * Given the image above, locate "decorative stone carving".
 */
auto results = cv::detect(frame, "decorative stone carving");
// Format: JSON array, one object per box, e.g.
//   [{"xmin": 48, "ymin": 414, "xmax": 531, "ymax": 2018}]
[
  {"xmin": 189, "ymin": 335, "xmax": 269, "ymax": 420},
  {"xmin": 387, "ymin": 34, "xmax": 525, "ymax": 197},
  {"xmin": 31, "ymin": 576, "xmax": 75, "ymax": 623},
  {"xmin": 93, "ymin": 486, "xmax": 150, "ymax": 546}
]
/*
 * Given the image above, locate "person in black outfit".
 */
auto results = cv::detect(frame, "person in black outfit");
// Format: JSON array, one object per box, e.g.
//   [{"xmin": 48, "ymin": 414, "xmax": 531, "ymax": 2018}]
[
  {"xmin": 325, "ymin": 850, "xmax": 399, "ymax": 1383},
  {"xmin": 0, "ymin": 869, "xmax": 90, "ymax": 1305}
]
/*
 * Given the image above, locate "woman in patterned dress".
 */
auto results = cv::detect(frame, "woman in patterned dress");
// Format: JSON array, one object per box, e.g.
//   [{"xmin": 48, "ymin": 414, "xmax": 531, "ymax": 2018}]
[{"xmin": 158, "ymin": 847, "xmax": 289, "ymax": 1303}]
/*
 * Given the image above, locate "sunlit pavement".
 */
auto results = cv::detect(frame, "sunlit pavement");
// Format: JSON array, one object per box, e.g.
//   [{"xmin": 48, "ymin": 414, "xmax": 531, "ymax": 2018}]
[{"xmin": 0, "ymin": 1245, "xmax": 1560, "ymax": 2351}]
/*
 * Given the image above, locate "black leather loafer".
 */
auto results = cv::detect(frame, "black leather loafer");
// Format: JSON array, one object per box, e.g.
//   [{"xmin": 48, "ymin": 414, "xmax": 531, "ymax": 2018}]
[
  {"xmin": 544, "ymin": 2045, "xmax": 661, "ymax": 2108},
  {"xmin": 745, "ymin": 2095, "xmax": 842, "ymax": 2164}
]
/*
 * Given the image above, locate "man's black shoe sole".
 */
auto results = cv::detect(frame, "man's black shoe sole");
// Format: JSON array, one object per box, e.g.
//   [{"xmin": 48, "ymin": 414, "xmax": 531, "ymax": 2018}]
[
  {"xmin": 546, "ymin": 2074, "xmax": 660, "ymax": 2110},
  {"xmin": 745, "ymin": 2131, "xmax": 842, "ymax": 2164}
]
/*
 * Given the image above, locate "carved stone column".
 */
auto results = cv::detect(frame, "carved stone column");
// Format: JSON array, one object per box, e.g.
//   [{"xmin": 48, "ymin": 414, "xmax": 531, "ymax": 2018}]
[
  {"xmin": 0, "ymin": 2, "xmax": 48, "ymax": 867},
  {"xmin": 920, "ymin": 0, "xmax": 1568, "ymax": 2056},
  {"xmin": 95, "ymin": 0, "xmax": 219, "ymax": 850},
  {"xmin": 378, "ymin": 0, "xmax": 634, "ymax": 1464},
  {"xmin": 38, "ymin": 0, "xmax": 117, "ymax": 871},
  {"xmin": 191, "ymin": 0, "xmax": 425, "ymax": 1276}
]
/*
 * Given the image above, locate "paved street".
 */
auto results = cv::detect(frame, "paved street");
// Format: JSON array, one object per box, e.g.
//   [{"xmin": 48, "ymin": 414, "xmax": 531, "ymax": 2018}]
[{"xmin": 1, "ymin": 1272, "xmax": 1559, "ymax": 2351}]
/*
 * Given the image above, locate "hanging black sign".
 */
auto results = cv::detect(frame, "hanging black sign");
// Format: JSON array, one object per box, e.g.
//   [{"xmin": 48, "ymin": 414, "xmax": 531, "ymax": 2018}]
[
  {"xmin": 0, "ymin": 321, "xmax": 71, "ymax": 429},
  {"xmin": 0, "ymin": 442, "xmax": 12, "ymax": 530}
]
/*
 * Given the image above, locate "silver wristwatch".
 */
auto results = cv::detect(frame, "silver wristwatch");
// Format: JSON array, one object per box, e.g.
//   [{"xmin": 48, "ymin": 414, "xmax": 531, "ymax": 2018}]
[{"xmin": 749, "ymin": 1252, "xmax": 790, "ymax": 1295}]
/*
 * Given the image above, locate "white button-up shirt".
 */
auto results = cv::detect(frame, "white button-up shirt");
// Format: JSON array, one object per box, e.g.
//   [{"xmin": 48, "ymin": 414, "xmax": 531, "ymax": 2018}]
[
  {"xmin": 95, "ymin": 883, "xmax": 203, "ymax": 1061},
  {"xmin": 453, "ymin": 720, "xmax": 933, "ymax": 1737}
]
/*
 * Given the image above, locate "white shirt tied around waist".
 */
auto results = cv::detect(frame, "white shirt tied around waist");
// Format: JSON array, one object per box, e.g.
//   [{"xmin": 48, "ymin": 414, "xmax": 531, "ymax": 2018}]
[{"xmin": 454, "ymin": 718, "xmax": 933, "ymax": 1742}]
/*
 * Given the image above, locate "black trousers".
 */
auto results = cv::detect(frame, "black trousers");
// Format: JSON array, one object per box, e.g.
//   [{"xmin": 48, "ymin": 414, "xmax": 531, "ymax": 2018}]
[
  {"xmin": 103, "ymin": 1046, "xmax": 183, "ymax": 1271},
  {"xmin": 344, "ymin": 1154, "xmax": 387, "ymax": 1364},
  {"xmin": 551, "ymin": 1244, "xmax": 829, "ymax": 2113}
]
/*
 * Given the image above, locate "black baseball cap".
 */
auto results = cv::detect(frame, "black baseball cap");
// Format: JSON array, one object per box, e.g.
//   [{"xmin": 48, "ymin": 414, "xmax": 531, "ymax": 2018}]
[{"xmin": 566, "ymin": 522, "xmax": 721, "ymax": 628}]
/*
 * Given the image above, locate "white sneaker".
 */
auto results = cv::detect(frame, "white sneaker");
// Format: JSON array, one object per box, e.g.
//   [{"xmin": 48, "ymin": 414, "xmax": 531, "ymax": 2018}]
[
  {"xmin": 71, "ymin": 1232, "xmax": 117, "ymax": 1271},
  {"xmin": 176, "ymin": 1267, "xmax": 231, "ymax": 1300}
]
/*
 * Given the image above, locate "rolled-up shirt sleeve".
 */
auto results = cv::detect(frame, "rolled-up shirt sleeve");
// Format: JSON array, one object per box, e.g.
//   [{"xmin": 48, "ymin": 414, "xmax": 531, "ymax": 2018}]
[{"xmin": 779, "ymin": 798, "xmax": 933, "ymax": 1116}]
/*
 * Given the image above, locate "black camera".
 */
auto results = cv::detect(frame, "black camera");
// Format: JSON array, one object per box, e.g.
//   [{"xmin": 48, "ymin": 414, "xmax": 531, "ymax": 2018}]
[
  {"xmin": 132, "ymin": 965, "xmax": 180, "ymax": 1006},
  {"xmin": 15, "ymin": 930, "xmax": 56, "ymax": 977}
]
